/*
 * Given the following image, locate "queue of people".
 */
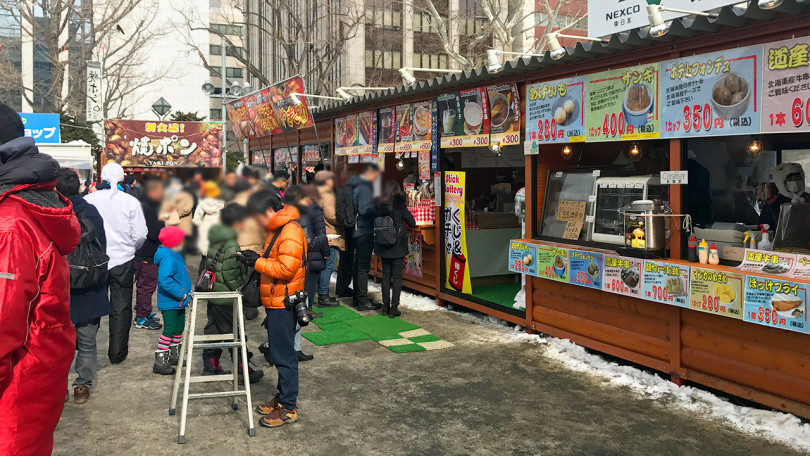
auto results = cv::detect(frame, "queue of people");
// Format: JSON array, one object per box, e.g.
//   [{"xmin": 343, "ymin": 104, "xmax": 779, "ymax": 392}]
[{"xmin": 0, "ymin": 104, "xmax": 417, "ymax": 454}]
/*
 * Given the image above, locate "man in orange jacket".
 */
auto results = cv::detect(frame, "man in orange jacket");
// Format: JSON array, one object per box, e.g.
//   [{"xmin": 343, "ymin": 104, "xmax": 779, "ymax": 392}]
[{"xmin": 239, "ymin": 189, "xmax": 306, "ymax": 428}]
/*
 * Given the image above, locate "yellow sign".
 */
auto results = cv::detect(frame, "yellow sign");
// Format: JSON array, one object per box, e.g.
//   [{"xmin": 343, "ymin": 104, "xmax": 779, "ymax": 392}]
[
  {"xmin": 689, "ymin": 267, "xmax": 744, "ymax": 319},
  {"xmin": 444, "ymin": 171, "xmax": 472, "ymax": 294}
]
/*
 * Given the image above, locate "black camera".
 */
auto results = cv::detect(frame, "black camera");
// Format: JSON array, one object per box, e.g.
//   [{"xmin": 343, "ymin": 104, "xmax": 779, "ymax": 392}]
[{"xmin": 286, "ymin": 290, "xmax": 311, "ymax": 326}]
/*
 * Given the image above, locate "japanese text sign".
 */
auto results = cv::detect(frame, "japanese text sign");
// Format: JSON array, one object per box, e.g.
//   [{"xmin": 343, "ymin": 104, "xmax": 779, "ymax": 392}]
[
  {"xmin": 508, "ymin": 240, "xmax": 539, "ymax": 277},
  {"xmin": 444, "ymin": 172, "xmax": 472, "ymax": 294},
  {"xmin": 104, "ymin": 120, "xmax": 222, "ymax": 167},
  {"xmin": 586, "ymin": 63, "xmax": 661, "ymax": 142},
  {"xmin": 525, "ymin": 76, "xmax": 586, "ymax": 152},
  {"xmin": 569, "ymin": 250, "xmax": 603, "ymax": 290},
  {"xmin": 588, "ymin": 1, "xmax": 746, "ymax": 38},
  {"xmin": 86, "ymin": 61, "xmax": 103, "ymax": 123},
  {"xmin": 19, "ymin": 113, "xmax": 60, "ymax": 144},
  {"xmin": 743, "ymin": 275, "xmax": 809, "ymax": 334},
  {"xmin": 661, "ymin": 46, "xmax": 762, "ymax": 138},
  {"xmin": 439, "ymin": 88, "xmax": 490, "ymax": 148},
  {"xmin": 641, "ymin": 260, "xmax": 690, "ymax": 308},
  {"xmin": 601, "ymin": 254, "xmax": 642, "ymax": 297},
  {"xmin": 761, "ymin": 37, "xmax": 810, "ymax": 133},
  {"xmin": 689, "ymin": 267, "xmax": 744, "ymax": 319},
  {"xmin": 535, "ymin": 245, "xmax": 569, "ymax": 283},
  {"xmin": 736, "ymin": 249, "xmax": 796, "ymax": 275},
  {"xmin": 486, "ymin": 83, "xmax": 520, "ymax": 146}
]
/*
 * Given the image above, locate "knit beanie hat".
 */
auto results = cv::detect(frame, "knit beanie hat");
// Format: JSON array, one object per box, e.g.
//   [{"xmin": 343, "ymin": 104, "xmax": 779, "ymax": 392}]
[
  {"xmin": 158, "ymin": 226, "xmax": 186, "ymax": 248},
  {"xmin": 204, "ymin": 181, "xmax": 220, "ymax": 199}
]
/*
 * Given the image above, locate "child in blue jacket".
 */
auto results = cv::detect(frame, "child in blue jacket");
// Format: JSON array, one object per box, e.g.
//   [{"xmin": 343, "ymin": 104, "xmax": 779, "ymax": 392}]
[{"xmin": 153, "ymin": 226, "xmax": 192, "ymax": 375}]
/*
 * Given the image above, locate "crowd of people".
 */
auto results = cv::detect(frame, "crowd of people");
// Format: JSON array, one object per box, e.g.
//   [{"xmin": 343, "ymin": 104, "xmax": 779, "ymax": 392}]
[{"xmin": 0, "ymin": 104, "xmax": 418, "ymax": 454}]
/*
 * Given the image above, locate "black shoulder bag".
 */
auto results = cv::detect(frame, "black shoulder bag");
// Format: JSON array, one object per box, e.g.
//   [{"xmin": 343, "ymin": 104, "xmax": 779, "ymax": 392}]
[
  {"xmin": 241, "ymin": 224, "xmax": 288, "ymax": 308},
  {"xmin": 196, "ymin": 242, "xmax": 226, "ymax": 292}
]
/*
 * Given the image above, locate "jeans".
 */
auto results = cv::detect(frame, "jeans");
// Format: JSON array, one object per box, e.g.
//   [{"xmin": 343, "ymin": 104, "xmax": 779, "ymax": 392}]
[
  {"xmin": 335, "ymin": 227, "xmax": 354, "ymax": 296},
  {"xmin": 381, "ymin": 257, "xmax": 405, "ymax": 309},
  {"xmin": 318, "ymin": 247, "xmax": 339, "ymax": 296},
  {"xmin": 73, "ymin": 318, "xmax": 100, "ymax": 387},
  {"xmin": 294, "ymin": 324, "xmax": 302, "ymax": 352},
  {"xmin": 306, "ymin": 270, "xmax": 319, "ymax": 308},
  {"xmin": 265, "ymin": 307, "xmax": 298, "ymax": 410},
  {"xmin": 107, "ymin": 260, "xmax": 134, "ymax": 364},
  {"xmin": 352, "ymin": 234, "xmax": 374, "ymax": 305},
  {"xmin": 134, "ymin": 261, "xmax": 158, "ymax": 319}
]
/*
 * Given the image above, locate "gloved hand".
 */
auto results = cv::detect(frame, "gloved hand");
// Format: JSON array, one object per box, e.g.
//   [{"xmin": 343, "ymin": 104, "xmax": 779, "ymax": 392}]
[{"xmin": 235, "ymin": 250, "xmax": 260, "ymax": 267}]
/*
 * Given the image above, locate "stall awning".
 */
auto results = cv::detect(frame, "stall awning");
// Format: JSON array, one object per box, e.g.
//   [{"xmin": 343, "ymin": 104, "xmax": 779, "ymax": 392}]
[{"xmin": 38, "ymin": 141, "xmax": 93, "ymax": 170}]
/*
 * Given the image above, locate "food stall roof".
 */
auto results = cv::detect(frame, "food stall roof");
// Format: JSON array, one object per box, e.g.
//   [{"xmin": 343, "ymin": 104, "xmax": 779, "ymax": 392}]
[
  {"xmin": 313, "ymin": 0, "xmax": 807, "ymax": 117},
  {"xmin": 38, "ymin": 140, "xmax": 94, "ymax": 170}
]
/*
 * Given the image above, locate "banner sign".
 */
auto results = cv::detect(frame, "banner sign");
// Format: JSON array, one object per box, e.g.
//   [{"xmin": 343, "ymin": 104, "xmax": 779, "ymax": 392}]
[
  {"xmin": 586, "ymin": 63, "xmax": 661, "ymax": 142},
  {"xmin": 525, "ymin": 76, "xmax": 586, "ymax": 154},
  {"xmin": 439, "ymin": 88, "xmax": 490, "ymax": 148},
  {"xmin": 252, "ymin": 89, "xmax": 282, "ymax": 136},
  {"xmin": 486, "ymin": 83, "xmax": 521, "ymax": 147},
  {"xmin": 641, "ymin": 260, "xmax": 690, "ymax": 308},
  {"xmin": 761, "ymin": 37, "xmax": 810, "ymax": 133},
  {"xmin": 661, "ymin": 46, "xmax": 762, "ymax": 138},
  {"xmin": 743, "ymin": 276, "xmax": 810, "ymax": 334},
  {"xmin": 228, "ymin": 76, "xmax": 312, "ymax": 139},
  {"xmin": 444, "ymin": 171, "xmax": 472, "ymax": 294},
  {"xmin": 86, "ymin": 61, "xmax": 103, "ymax": 123},
  {"xmin": 19, "ymin": 113, "xmax": 60, "ymax": 144},
  {"xmin": 689, "ymin": 267, "xmax": 744, "ymax": 319},
  {"xmin": 378, "ymin": 107, "xmax": 395, "ymax": 153},
  {"xmin": 226, "ymin": 99, "xmax": 249, "ymax": 140},
  {"xmin": 588, "ymin": 1, "xmax": 746, "ymax": 38},
  {"xmin": 104, "ymin": 120, "xmax": 222, "ymax": 167}
]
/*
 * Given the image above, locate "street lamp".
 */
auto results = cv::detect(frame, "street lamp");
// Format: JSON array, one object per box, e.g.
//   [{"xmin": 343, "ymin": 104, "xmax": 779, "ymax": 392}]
[{"xmin": 151, "ymin": 97, "xmax": 172, "ymax": 120}]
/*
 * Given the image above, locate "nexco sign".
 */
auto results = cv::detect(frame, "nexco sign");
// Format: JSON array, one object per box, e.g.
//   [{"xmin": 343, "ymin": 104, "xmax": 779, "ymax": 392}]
[{"xmin": 588, "ymin": 0, "xmax": 740, "ymax": 38}]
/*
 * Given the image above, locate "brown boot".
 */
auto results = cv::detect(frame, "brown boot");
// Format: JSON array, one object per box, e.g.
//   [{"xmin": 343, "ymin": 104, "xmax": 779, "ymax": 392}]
[
  {"xmin": 259, "ymin": 405, "xmax": 298, "ymax": 428},
  {"xmin": 256, "ymin": 394, "xmax": 280, "ymax": 415},
  {"xmin": 73, "ymin": 385, "xmax": 90, "ymax": 404}
]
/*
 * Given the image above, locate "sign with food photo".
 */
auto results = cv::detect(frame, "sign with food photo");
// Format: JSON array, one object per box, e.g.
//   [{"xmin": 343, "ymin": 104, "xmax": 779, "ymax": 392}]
[
  {"xmin": 535, "ymin": 245, "xmax": 569, "ymax": 283},
  {"xmin": 226, "ymin": 101, "xmax": 249, "ymax": 140},
  {"xmin": 601, "ymin": 254, "xmax": 642, "ymax": 297},
  {"xmin": 439, "ymin": 88, "xmax": 490, "ymax": 148},
  {"xmin": 253, "ymin": 88, "xmax": 282, "ymax": 136},
  {"xmin": 396, "ymin": 104, "xmax": 413, "ymax": 143},
  {"xmin": 641, "ymin": 260, "xmax": 690, "ymax": 308},
  {"xmin": 334, "ymin": 114, "xmax": 358, "ymax": 155},
  {"xmin": 444, "ymin": 171, "xmax": 472, "ymax": 294},
  {"xmin": 689, "ymin": 267, "xmax": 744, "ymax": 319},
  {"xmin": 486, "ymin": 83, "xmax": 520, "ymax": 146},
  {"xmin": 356, "ymin": 110, "xmax": 375, "ymax": 155},
  {"xmin": 761, "ymin": 37, "xmax": 810, "ymax": 134},
  {"xmin": 568, "ymin": 249, "xmax": 603, "ymax": 290},
  {"xmin": 586, "ymin": 63, "xmax": 661, "ymax": 142},
  {"xmin": 743, "ymin": 276, "xmax": 809, "ymax": 334},
  {"xmin": 661, "ymin": 45, "xmax": 762, "ymax": 138},
  {"xmin": 265, "ymin": 76, "xmax": 313, "ymax": 132},
  {"xmin": 377, "ymin": 107, "xmax": 396, "ymax": 153},
  {"xmin": 525, "ymin": 76, "xmax": 586, "ymax": 153},
  {"xmin": 104, "ymin": 119, "xmax": 222, "ymax": 167},
  {"xmin": 401, "ymin": 101, "xmax": 432, "ymax": 154},
  {"xmin": 508, "ymin": 240, "xmax": 539, "ymax": 277}
]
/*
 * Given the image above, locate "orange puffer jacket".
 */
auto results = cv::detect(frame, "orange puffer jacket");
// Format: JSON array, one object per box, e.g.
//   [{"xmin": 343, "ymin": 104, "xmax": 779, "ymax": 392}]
[{"xmin": 254, "ymin": 205, "xmax": 307, "ymax": 309}]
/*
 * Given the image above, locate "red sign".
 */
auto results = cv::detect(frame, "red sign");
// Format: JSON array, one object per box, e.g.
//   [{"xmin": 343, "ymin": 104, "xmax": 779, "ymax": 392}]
[
  {"xmin": 228, "ymin": 76, "xmax": 313, "ymax": 139},
  {"xmin": 104, "ymin": 119, "xmax": 223, "ymax": 167}
]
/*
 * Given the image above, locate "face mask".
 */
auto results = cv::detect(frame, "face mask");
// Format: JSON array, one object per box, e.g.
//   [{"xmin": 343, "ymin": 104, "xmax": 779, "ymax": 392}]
[{"xmin": 786, "ymin": 181, "xmax": 802, "ymax": 193}]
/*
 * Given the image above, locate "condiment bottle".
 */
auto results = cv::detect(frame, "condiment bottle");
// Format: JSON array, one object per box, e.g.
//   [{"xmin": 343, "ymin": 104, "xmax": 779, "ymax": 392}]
[
  {"xmin": 709, "ymin": 242, "xmax": 720, "ymax": 265},
  {"xmin": 698, "ymin": 239, "xmax": 709, "ymax": 264},
  {"xmin": 688, "ymin": 236, "xmax": 697, "ymax": 262},
  {"xmin": 757, "ymin": 224, "xmax": 773, "ymax": 251}
]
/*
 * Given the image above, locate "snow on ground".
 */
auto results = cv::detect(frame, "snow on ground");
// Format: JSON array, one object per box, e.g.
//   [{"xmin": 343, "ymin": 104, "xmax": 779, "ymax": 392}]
[{"xmin": 385, "ymin": 283, "xmax": 810, "ymax": 452}]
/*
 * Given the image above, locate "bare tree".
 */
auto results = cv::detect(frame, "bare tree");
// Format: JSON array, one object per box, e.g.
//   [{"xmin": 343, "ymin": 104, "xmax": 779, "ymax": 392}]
[{"xmin": 0, "ymin": 0, "xmax": 171, "ymax": 119}]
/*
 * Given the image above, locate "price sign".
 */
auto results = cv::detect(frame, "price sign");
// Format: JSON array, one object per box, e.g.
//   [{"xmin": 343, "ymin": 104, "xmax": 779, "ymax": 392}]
[
  {"xmin": 536, "ymin": 245, "xmax": 569, "ymax": 283},
  {"xmin": 736, "ymin": 249, "xmax": 796, "ymax": 275},
  {"xmin": 586, "ymin": 63, "xmax": 661, "ymax": 142},
  {"xmin": 568, "ymin": 250, "xmax": 603, "ymax": 290},
  {"xmin": 439, "ymin": 88, "xmax": 490, "ymax": 148},
  {"xmin": 661, "ymin": 46, "xmax": 762, "ymax": 138},
  {"xmin": 508, "ymin": 240, "xmax": 538, "ymax": 277},
  {"xmin": 641, "ymin": 260, "xmax": 690, "ymax": 308},
  {"xmin": 557, "ymin": 200, "xmax": 586, "ymax": 222},
  {"xmin": 762, "ymin": 37, "xmax": 810, "ymax": 134},
  {"xmin": 743, "ymin": 275, "xmax": 810, "ymax": 334},
  {"xmin": 562, "ymin": 221, "xmax": 583, "ymax": 240},
  {"xmin": 525, "ymin": 76, "xmax": 586, "ymax": 151},
  {"xmin": 689, "ymin": 267, "xmax": 744, "ymax": 319},
  {"xmin": 487, "ymin": 83, "xmax": 521, "ymax": 146},
  {"xmin": 601, "ymin": 254, "xmax": 642, "ymax": 297}
]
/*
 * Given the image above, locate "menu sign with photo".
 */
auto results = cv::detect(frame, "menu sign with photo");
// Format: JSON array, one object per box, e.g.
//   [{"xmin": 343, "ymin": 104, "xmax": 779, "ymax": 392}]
[
  {"xmin": 761, "ymin": 37, "xmax": 810, "ymax": 133},
  {"xmin": 397, "ymin": 100, "xmax": 433, "ymax": 155},
  {"xmin": 641, "ymin": 260, "xmax": 690, "ymax": 308},
  {"xmin": 535, "ymin": 244, "xmax": 569, "ymax": 283},
  {"xmin": 378, "ymin": 107, "xmax": 396, "ymax": 153},
  {"xmin": 240, "ymin": 93, "xmax": 259, "ymax": 138},
  {"xmin": 508, "ymin": 240, "xmax": 539, "ymax": 277},
  {"xmin": 736, "ymin": 249, "xmax": 796, "ymax": 275},
  {"xmin": 743, "ymin": 276, "xmax": 810, "ymax": 334},
  {"xmin": 601, "ymin": 254, "xmax": 642, "ymax": 297},
  {"xmin": 586, "ymin": 64, "xmax": 661, "ymax": 142},
  {"xmin": 253, "ymin": 89, "xmax": 282, "ymax": 136},
  {"xmin": 661, "ymin": 46, "xmax": 762, "ymax": 138},
  {"xmin": 791, "ymin": 254, "xmax": 810, "ymax": 280},
  {"xmin": 486, "ymin": 83, "xmax": 520, "ymax": 146},
  {"xmin": 569, "ymin": 250, "xmax": 603, "ymax": 290},
  {"xmin": 439, "ymin": 88, "xmax": 490, "ymax": 148},
  {"xmin": 334, "ymin": 113, "xmax": 372, "ymax": 156},
  {"xmin": 525, "ymin": 76, "xmax": 586, "ymax": 153},
  {"xmin": 689, "ymin": 267, "xmax": 744, "ymax": 319},
  {"xmin": 226, "ymin": 100, "xmax": 249, "ymax": 140}
]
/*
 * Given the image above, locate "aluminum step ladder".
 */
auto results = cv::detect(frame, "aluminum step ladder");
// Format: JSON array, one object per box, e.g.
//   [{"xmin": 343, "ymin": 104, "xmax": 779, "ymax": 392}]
[{"xmin": 169, "ymin": 291, "xmax": 256, "ymax": 444}]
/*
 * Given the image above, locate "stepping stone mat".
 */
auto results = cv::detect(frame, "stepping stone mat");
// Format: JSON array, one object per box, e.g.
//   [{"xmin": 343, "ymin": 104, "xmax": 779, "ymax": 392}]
[{"xmin": 303, "ymin": 306, "xmax": 453, "ymax": 353}]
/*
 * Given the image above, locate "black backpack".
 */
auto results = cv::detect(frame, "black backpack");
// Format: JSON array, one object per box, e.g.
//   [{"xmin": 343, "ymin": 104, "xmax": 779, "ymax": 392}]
[
  {"xmin": 335, "ymin": 185, "xmax": 356, "ymax": 229},
  {"xmin": 374, "ymin": 215, "xmax": 399, "ymax": 247},
  {"xmin": 68, "ymin": 218, "xmax": 109, "ymax": 289}
]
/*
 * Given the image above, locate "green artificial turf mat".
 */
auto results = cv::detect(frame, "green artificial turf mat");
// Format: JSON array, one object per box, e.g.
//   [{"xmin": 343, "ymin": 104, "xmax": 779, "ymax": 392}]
[
  {"xmin": 408, "ymin": 334, "xmax": 441, "ymax": 343},
  {"xmin": 472, "ymin": 283, "xmax": 521, "ymax": 310},
  {"xmin": 303, "ymin": 322, "xmax": 371, "ymax": 345},
  {"xmin": 388, "ymin": 344, "xmax": 427, "ymax": 354},
  {"xmin": 312, "ymin": 304, "xmax": 363, "ymax": 327},
  {"xmin": 345, "ymin": 315, "xmax": 420, "ymax": 342}
]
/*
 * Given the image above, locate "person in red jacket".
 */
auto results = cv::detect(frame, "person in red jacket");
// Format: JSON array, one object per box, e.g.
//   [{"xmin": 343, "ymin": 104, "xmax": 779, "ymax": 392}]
[{"xmin": 0, "ymin": 105, "xmax": 81, "ymax": 455}]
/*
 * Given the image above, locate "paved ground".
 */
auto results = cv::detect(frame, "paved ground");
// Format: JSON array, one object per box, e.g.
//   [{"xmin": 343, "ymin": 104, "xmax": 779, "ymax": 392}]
[{"xmin": 54, "ymin": 285, "xmax": 807, "ymax": 456}]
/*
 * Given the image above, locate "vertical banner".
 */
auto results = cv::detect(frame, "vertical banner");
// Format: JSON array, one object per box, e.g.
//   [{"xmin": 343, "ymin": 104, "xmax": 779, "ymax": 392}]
[
  {"xmin": 586, "ymin": 63, "xmax": 661, "ymax": 142},
  {"xmin": 430, "ymin": 99, "xmax": 439, "ymax": 172},
  {"xmin": 762, "ymin": 37, "xmax": 810, "ymax": 133},
  {"xmin": 86, "ymin": 61, "xmax": 103, "ymax": 123},
  {"xmin": 405, "ymin": 230, "xmax": 423, "ymax": 278},
  {"xmin": 444, "ymin": 171, "xmax": 472, "ymax": 294},
  {"xmin": 227, "ymin": 100, "xmax": 248, "ymax": 140},
  {"xmin": 486, "ymin": 83, "xmax": 521, "ymax": 146},
  {"xmin": 378, "ymin": 107, "xmax": 395, "ymax": 153}
]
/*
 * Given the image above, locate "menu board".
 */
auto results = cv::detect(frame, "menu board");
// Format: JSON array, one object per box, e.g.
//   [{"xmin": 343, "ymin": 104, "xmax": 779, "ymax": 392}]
[
  {"xmin": 736, "ymin": 249, "xmax": 796, "ymax": 275},
  {"xmin": 396, "ymin": 104, "xmax": 413, "ymax": 143},
  {"xmin": 439, "ymin": 88, "xmax": 490, "ymax": 148},
  {"xmin": 762, "ymin": 37, "xmax": 810, "ymax": 133},
  {"xmin": 743, "ymin": 276, "xmax": 810, "ymax": 334},
  {"xmin": 486, "ymin": 83, "xmax": 520, "ymax": 146},
  {"xmin": 378, "ymin": 107, "xmax": 395, "ymax": 153},
  {"xmin": 601, "ymin": 254, "xmax": 642, "ymax": 297},
  {"xmin": 334, "ymin": 112, "xmax": 374, "ymax": 156},
  {"xmin": 661, "ymin": 46, "xmax": 762, "ymax": 138},
  {"xmin": 525, "ymin": 77, "xmax": 586, "ymax": 153},
  {"xmin": 641, "ymin": 260, "xmax": 690, "ymax": 308},
  {"xmin": 535, "ymin": 244, "xmax": 569, "ymax": 283},
  {"xmin": 253, "ymin": 89, "xmax": 282, "ymax": 136},
  {"xmin": 226, "ymin": 99, "xmax": 249, "ymax": 140},
  {"xmin": 396, "ymin": 101, "xmax": 433, "ymax": 155},
  {"xmin": 508, "ymin": 240, "xmax": 539, "ymax": 277},
  {"xmin": 300, "ymin": 144, "xmax": 321, "ymax": 163},
  {"xmin": 273, "ymin": 147, "xmax": 297, "ymax": 165},
  {"xmin": 689, "ymin": 267, "xmax": 744, "ymax": 319},
  {"xmin": 586, "ymin": 63, "xmax": 661, "ymax": 142},
  {"xmin": 569, "ymin": 250, "xmax": 603, "ymax": 290}
]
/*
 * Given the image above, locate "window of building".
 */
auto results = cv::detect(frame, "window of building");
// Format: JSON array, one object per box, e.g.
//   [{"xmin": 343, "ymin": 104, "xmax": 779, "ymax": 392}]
[
  {"xmin": 210, "ymin": 23, "xmax": 244, "ymax": 36},
  {"xmin": 366, "ymin": 7, "xmax": 401, "ymax": 30},
  {"xmin": 413, "ymin": 12, "xmax": 447, "ymax": 34},
  {"xmin": 210, "ymin": 44, "xmax": 246, "ymax": 58},
  {"xmin": 365, "ymin": 49, "xmax": 402, "ymax": 69},
  {"xmin": 461, "ymin": 17, "xmax": 486, "ymax": 37},
  {"xmin": 414, "ymin": 52, "xmax": 448, "ymax": 69},
  {"xmin": 210, "ymin": 67, "xmax": 244, "ymax": 78}
]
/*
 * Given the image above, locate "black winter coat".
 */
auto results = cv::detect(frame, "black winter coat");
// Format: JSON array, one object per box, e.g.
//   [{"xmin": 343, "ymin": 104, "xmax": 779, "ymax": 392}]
[
  {"xmin": 135, "ymin": 197, "xmax": 164, "ymax": 262},
  {"xmin": 68, "ymin": 194, "xmax": 112, "ymax": 325},
  {"xmin": 373, "ymin": 194, "xmax": 415, "ymax": 259},
  {"xmin": 348, "ymin": 176, "xmax": 375, "ymax": 238},
  {"xmin": 298, "ymin": 202, "xmax": 330, "ymax": 273}
]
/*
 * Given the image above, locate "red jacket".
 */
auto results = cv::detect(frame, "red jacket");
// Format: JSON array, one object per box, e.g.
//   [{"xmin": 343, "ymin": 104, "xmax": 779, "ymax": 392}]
[
  {"xmin": 0, "ymin": 180, "xmax": 80, "ymax": 455},
  {"xmin": 255, "ymin": 205, "xmax": 307, "ymax": 309}
]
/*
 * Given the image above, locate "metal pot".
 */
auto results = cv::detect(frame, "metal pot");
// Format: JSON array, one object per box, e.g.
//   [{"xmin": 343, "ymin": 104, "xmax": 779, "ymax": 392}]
[{"xmin": 623, "ymin": 199, "xmax": 669, "ymax": 251}]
